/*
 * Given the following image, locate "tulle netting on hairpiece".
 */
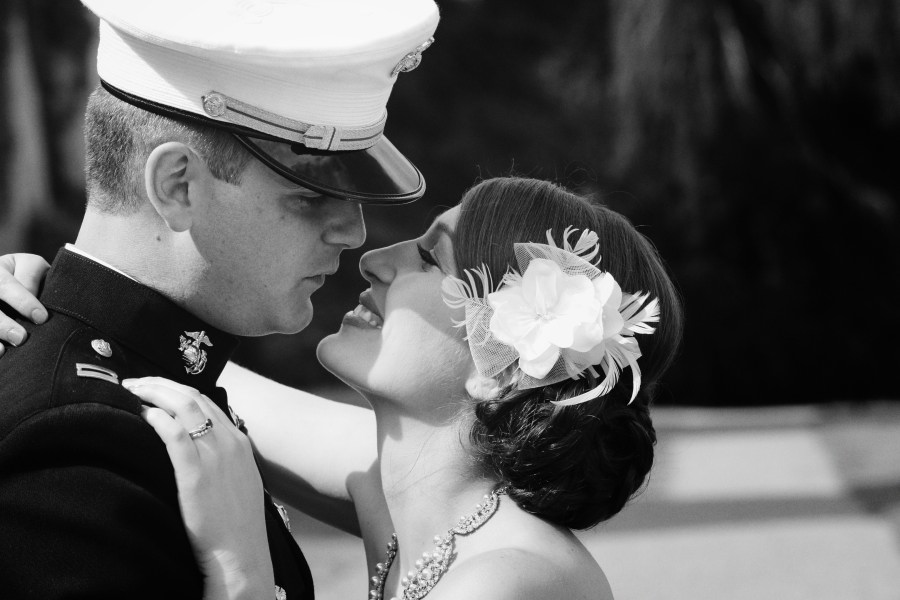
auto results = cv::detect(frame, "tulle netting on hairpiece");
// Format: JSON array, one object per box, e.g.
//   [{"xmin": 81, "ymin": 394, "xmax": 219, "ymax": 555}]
[{"xmin": 442, "ymin": 227, "xmax": 660, "ymax": 405}]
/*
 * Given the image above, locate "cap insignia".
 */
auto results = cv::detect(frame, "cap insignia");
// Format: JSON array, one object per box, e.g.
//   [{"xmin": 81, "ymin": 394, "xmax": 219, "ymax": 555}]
[
  {"xmin": 179, "ymin": 331, "xmax": 213, "ymax": 375},
  {"xmin": 391, "ymin": 37, "xmax": 435, "ymax": 77},
  {"xmin": 202, "ymin": 93, "xmax": 228, "ymax": 118}
]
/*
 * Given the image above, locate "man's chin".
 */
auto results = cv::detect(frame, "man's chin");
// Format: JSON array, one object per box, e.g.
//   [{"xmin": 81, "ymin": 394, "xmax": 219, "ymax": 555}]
[
  {"xmin": 280, "ymin": 308, "xmax": 314, "ymax": 336},
  {"xmin": 241, "ymin": 306, "xmax": 313, "ymax": 337}
]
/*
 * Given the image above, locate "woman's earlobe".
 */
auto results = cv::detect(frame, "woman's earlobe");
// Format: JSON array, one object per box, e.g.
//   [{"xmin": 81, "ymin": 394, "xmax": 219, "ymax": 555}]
[{"xmin": 144, "ymin": 142, "xmax": 199, "ymax": 233}]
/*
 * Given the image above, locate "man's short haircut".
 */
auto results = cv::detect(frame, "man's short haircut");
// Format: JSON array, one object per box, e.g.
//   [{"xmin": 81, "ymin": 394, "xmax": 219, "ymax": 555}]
[{"xmin": 84, "ymin": 86, "xmax": 252, "ymax": 213}]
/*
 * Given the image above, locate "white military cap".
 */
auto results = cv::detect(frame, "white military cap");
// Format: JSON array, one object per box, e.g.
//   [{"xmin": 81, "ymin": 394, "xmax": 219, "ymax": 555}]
[{"xmin": 81, "ymin": 0, "xmax": 440, "ymax": 204}]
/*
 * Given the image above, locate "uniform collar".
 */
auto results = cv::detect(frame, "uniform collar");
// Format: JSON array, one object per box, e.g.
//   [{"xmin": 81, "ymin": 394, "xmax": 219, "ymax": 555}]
[
  {"xmin": 41, "ymin": 248, "xmax": 239, "ymax": 391},
  {"xmin": 64, "ymin": 243, "xmax": 136, "ymax": 280}
]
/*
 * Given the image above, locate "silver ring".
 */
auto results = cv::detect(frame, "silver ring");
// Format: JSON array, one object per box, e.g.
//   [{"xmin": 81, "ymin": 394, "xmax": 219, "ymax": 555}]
[{"xmin": 187, "ymin": 418, "xmax": 214, "ymax": 440}]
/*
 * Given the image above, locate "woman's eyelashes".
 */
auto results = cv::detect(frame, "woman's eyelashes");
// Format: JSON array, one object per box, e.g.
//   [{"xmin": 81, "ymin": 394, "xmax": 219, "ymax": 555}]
[{"xmin": 416, "ymin": 242, "xmax": 441, "ymax": 271}]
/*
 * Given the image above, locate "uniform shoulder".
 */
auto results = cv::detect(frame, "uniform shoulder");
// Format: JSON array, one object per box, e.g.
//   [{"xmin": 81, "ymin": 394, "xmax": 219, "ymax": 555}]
[
  {"xmin": 0, "ymin": 317, "xmax": 140, "ymax": 439},
  {"xmin": 430, "ymin": 546, "xmax": 614, "ymax": 600},
  {"xmin": 0, "ymin": 382, "xmax": 174, "ymax": 496}
]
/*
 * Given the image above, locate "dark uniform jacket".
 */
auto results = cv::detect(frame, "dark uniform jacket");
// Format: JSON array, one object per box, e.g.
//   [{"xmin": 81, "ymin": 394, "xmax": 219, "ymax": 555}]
[{"xmin": 0, "ymin": 249, "xmax": 314, "ymax": 599}]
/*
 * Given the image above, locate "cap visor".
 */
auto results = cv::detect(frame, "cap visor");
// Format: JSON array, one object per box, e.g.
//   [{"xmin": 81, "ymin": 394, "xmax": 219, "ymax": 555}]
[{"xmin": 233, "ymin": 134, "xmax": 425, "ymax": 204}]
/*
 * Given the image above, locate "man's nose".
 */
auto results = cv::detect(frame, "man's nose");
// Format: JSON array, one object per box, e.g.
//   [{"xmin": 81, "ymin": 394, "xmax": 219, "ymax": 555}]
[{"xmin": 324, "ymin": 200, "xmax": 366, "ymax": 249}]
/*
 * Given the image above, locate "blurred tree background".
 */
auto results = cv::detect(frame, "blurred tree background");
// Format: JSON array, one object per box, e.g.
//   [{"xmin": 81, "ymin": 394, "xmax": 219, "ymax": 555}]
[{"xmin": 1, "ymin": 0, "xmax": 898, "ymax": 405}]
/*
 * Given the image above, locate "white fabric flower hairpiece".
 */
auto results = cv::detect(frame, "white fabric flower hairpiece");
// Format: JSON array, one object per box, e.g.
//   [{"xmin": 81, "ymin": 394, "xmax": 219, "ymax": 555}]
[{"xmin": 442, "ymin": 227, "xmax": 660, "ymax": 405}]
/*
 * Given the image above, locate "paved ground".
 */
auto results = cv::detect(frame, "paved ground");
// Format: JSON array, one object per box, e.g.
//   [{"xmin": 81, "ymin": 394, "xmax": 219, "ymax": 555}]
[{"xmin": 285, "ymin": 398, "xmax": 900, "ymax": 599}]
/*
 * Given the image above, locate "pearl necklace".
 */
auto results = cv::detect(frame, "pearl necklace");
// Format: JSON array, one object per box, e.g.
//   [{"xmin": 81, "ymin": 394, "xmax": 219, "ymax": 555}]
[{"xmin": 369, "ymin": 487, "xmax": 508, "ymax": 600}]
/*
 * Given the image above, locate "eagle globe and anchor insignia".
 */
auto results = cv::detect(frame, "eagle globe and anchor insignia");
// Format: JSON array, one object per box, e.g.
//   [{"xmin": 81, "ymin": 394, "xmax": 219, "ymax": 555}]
[
  {"xmin": 391, "ymin": 37, "xmax": 435, "ymax": 77},
  {"xmin": 179, "ymin": 331, "xmax": 213, "ymax": 375}
]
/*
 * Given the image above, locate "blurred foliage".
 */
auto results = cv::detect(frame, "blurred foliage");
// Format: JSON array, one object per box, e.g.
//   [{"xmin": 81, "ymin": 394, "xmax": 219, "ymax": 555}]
[{"xmin": 1, "ymin": 0, "xmax": 898, "ymax": 405}]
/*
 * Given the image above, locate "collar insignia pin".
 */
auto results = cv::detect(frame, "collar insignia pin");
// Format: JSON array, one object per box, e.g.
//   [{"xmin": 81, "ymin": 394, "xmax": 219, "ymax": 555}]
[
  {"xmin": 179, "ymin": 331, "xmax": 213, "ymax": 375},
  {"xmin": 391, "ymin": 37, "xmax": 435, "ymax": 77}
]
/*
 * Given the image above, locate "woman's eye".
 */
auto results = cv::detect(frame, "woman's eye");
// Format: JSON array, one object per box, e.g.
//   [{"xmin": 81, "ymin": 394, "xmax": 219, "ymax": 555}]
[{"xmin": 417, "ymin": 243, "xmax": 440, "ymax": 270}]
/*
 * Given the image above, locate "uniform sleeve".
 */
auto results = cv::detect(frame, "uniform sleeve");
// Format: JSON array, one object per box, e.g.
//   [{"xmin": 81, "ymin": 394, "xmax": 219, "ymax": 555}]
[{"xmin": 0, "ymin": 402, "xmax": 204, "ymax": 599}]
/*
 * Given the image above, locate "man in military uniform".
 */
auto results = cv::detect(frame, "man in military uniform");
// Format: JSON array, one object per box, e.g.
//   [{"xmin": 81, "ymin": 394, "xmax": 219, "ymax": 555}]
[{"xmin": 0, "ymin": 0, "xmax": 438, "ymax": 597}]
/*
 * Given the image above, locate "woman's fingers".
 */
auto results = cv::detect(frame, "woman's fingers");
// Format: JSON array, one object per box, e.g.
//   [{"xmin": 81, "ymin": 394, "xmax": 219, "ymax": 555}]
[
  {"xmin": 126, "ymin": 376, "xmax": 236, "ymax": 429},
  {"xmin": 11, "ymin": 254, "xmax": 51, "ymax": 298},
  {"xmin": 0, "ymin": 319, "xmax": 24, "ymax": 349},
  {"xmin": 124, "ymin": 379, "xmax": 214, "ymax": 433},
  {"xmin": 145, "ymin": 378, "xmax": 233, "ymax": 428},
  {"xmin": 123, "ymin": 377, "xmax": 245, "ymax": 462},
  {"xmin": 0, "ymin": 254, "xmax": 51, "ymax": 351},
  {"xmin": 124, "ymin": 376, "xmax": 205, "ymax": 400},
  {"xmin": 0, "ymin": 254, "xmax": 50, "ymax": 323},
  {"xmin": 0, "ymin": 319, "xmax": 25, "ymax": 351},
  {"xmin": 141, "ymin": 406, "xmax": 202, "ymax": 466}
]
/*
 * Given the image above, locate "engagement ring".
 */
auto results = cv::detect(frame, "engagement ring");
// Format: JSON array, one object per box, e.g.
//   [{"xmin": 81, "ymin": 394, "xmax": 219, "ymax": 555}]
[{"xmin": 187, "ymin": 418, "xmax": 214, "ymax": 440}]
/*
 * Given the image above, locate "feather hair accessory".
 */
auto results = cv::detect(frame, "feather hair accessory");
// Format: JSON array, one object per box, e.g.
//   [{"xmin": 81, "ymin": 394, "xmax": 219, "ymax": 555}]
[{"xmin": 442, "ymin": 227, "xmax": 660, "ymax": 405}]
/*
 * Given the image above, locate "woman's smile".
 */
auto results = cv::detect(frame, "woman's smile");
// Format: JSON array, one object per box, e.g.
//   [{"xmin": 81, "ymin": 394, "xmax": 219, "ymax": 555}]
[{"xmin": 342, "ymin": 304, "xmax": 384, "ymax": 329}]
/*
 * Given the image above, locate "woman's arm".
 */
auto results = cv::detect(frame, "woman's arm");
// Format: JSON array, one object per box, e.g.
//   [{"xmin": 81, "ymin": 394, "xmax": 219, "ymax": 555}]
[
  {"xmin": 219, "ymin": 364, "xmax": 395, "ymax": 566},
  {"xmin": 219, "ymin": 362, "xmax": 381, "ymax": 537}
]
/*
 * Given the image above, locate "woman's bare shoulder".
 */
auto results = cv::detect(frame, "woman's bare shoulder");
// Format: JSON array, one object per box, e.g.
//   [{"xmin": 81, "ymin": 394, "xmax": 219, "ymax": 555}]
[{"xmin": 428, "ymin": 545, "xmax": 614, "ymax": 600}]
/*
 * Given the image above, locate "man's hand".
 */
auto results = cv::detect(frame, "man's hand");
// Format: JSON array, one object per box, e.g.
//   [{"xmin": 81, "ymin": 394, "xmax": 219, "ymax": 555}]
[{"xmin": 0, "ymin": 253, "xmax": 50, "ymax": 355}]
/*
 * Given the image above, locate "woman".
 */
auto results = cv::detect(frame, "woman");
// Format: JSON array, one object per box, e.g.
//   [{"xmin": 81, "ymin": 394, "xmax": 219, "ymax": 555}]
[{"xmin": 0, "ymin": 177, "xmax": 682, "ymax": 599}]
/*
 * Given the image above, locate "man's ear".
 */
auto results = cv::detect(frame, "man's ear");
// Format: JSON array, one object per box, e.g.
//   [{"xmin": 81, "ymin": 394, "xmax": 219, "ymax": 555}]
[{"xmin": 144, "ymin": 142, "xmax": 205, "ymax": 232}]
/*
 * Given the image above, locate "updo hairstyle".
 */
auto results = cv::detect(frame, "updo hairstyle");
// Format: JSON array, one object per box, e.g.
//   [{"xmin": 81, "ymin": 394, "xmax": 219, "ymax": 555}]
[{"xmin": 453, "ymin": 177, "xmax": 683, "ymax": 530}]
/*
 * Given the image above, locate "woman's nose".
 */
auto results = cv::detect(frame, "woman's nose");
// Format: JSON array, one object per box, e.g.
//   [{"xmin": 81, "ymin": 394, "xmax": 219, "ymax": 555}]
[{"xmin": 358, "ymin": 242, "xmax": 405, "ymax": 284}]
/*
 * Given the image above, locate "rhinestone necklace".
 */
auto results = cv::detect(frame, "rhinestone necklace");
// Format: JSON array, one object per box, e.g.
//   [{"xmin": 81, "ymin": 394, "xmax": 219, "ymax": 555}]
[{"xmin": 369, "ymin": 486, "xmax": 508, "ymax": 600}]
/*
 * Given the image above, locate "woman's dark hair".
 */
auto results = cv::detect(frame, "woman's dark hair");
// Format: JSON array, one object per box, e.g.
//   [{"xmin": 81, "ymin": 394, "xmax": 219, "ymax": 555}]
[{"xmin": 454, "ymin": 177, "xmax": 683, "ymax": 530}]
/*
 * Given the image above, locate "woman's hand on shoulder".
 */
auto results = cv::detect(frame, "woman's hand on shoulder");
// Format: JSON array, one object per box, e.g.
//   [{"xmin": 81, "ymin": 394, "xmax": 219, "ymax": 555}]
[
  {"xmin": 124, "ymin": 376, "xmax": 275, "ymax": 600},
  {"xmin": 0, "ymin": 253, "xmax": 50, "ymax": 354}
]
